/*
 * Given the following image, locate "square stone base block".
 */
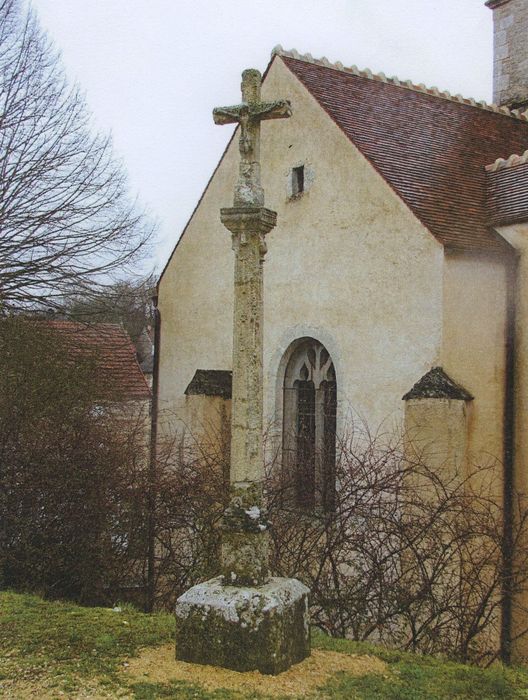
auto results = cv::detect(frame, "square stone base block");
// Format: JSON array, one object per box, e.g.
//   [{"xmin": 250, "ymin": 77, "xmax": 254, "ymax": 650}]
[{"xmin": 175, "ymin": 576, "xmax": 310, "ymax": 675}]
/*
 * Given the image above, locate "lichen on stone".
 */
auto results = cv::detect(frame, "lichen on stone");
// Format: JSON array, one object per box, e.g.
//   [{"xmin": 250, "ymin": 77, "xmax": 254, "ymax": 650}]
[
  {"xmin": 402, "ymin": 367, "xmax": 473, "ymax": 401},
  {"xmin": 175, "ymin": 576, "xmax": 311, "ymax": 674}
]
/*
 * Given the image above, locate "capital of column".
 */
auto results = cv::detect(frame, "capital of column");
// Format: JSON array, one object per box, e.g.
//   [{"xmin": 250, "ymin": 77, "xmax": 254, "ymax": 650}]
[{"xmin": 220, "ymin": 206, "xmax": 277, "ymax": 238}]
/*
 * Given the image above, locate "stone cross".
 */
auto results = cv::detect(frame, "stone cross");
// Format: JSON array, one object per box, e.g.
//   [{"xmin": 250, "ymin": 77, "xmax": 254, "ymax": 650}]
[
  {"xmin": 175, "ymin": 69, "xmax": 310, "ymax": 675},
  {"xmin": 214, "ymin": 70, "xmax": 291, "ymax": 586},
  {"xmin": 214, "ymin": 68, "xmax": 291, "ymax": 208}
]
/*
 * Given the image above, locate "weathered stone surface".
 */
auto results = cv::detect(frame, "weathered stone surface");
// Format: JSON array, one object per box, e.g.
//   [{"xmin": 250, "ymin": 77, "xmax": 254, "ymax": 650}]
[
  {"xmin": 213, "ymin": 69, "xmax": 291, "ymax": 208},
  {"xmin": 402, "ymin": 366, "xmax": 473, "ymax": 401},
  {"xmin": 175, "ymin": 577, "xmax": 310, "ymax": 674},
  {"xmin": 221, "ymin": 530, "xmax": 270, "ymax": 586},
  {"xmin": 488, "ymin": 0, "xmax": 528, "ymax": 109},
  {"xmin": 174, "ymin": 69, "xmax": 310, "ymax": 676},
  {"xmin": 184, "ymin": 369, "xmax": 232, "ymax": 399},
  {"xmin": 220, "ymin": 483, "xmax": 270, "ymax": 585}
]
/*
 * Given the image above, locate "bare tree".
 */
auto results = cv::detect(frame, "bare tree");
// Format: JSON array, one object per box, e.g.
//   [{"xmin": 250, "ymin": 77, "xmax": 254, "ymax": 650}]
[
  {"xmin": 0, "ymin": 0, "xmax": 153, "ymax": 310},
  {"xmin": 63, "ymin": 273, "xmax": 156, "ymax": 347}
]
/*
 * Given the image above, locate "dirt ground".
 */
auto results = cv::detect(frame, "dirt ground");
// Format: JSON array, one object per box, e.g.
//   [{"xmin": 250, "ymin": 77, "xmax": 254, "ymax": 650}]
[
  {"xmin": 0, "ymin": 646, "xmax": 387, "ymax": 698},
  {"xmin": 123, "ymin": 644, "xmax": 388, "ymax": 697},
  {"xmin": 0, "ymin": 677, "xmax": 132, "ymax": 700}
]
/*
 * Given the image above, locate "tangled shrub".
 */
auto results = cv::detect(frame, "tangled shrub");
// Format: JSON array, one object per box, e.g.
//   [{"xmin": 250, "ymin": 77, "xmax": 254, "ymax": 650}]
[
  {"xmin": 151, "ymin": 423, "xmax": 528, "ymax": 664},
  {"xmin": 266, "ymin": 426, "xmax": 525, "ymax": 663},
  {"xmin": 0, "ymin": 316, "xmax": 150, "ymax": 604}
]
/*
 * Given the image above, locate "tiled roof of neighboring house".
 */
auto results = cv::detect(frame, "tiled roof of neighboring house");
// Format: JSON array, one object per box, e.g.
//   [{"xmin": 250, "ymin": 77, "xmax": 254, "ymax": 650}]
[
  {"xmin": 277, "ymin": 49, "xmax": 528, "ymax": 253},
  {"xmin": 47, "ymin": 320, "xmax": 151, "ymax": 402}
]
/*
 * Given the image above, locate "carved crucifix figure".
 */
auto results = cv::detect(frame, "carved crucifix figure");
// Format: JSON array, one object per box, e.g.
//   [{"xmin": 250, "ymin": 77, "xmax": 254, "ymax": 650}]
[{"xmin": 214, "ymin": 69, "xmax": 291, "ymax": 207}]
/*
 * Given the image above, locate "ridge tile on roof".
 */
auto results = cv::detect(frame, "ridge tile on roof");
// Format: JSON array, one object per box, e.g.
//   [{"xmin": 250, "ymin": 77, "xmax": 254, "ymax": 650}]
[
  {"xmin": 486, "ymin": 148, "xmax": 528, "ymax": 172},
  {"xmin": 272, "ymin": 46, "xmax": 528, "ymax": 122}
]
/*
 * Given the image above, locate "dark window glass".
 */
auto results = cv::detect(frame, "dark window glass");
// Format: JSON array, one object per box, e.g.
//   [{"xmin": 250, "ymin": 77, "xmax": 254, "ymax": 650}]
[
  {"xmin": 282, "ymin": 339, "xmax": 336, "ymax": 512},
  {"xmin": 292, "ymin": 165, "xmax": 304, "ymax": 196}
]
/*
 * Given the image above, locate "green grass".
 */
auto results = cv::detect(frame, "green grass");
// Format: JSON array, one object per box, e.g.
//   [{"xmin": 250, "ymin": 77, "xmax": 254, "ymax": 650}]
[
  {"xmin": 0, "ymin": 589, "xmax": 173, "ymax": 694},
  {"xmin": 1, "ymin": 590, "xmax": 528, "ymax": 699},
  {"xmin": 312, "ymin": 632, "xmax": 528, "ymax": 700}
]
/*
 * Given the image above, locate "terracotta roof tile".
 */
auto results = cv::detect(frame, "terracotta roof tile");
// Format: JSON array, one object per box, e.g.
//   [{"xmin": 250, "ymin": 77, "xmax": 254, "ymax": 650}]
[
  {"xmin": 486, "ymin": 161, "xmax": 528, "ymax": 226},
  {"xmin": 486, "ymin": 148, "xmax": 528, "ymax": 172},
  {"xmin": 46, "ymin": 320, "xmax": 151, "ymax": 402},
  {"xmin": 279, "ymin": 52, "xmax": 528, "ymax": 252}
]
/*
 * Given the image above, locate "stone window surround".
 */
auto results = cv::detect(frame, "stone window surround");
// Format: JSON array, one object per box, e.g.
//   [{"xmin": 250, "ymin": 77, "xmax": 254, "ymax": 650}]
[
  {"xmin": 281, "ymin": 337, "xmax": 337, "ymax": 510},
  {"xmin": 286, "ymin": 162, "xmax": 315, "ymax": 199}
]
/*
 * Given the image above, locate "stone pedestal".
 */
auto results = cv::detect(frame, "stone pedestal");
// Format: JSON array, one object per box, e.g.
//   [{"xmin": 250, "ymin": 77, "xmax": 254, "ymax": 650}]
[{"xmin": 175, "ymin": 577, "xmax": 310, "ymax": 675}]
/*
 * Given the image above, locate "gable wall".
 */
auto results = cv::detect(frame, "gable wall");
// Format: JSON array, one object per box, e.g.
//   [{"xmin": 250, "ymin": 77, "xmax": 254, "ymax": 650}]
[
  {"xmin": 157, "ymin": 135, "xmax": 237, "ymax": 429},
  {"xmin": 158, "ymin": 57, "xmax": 444, "ymax": 441}
]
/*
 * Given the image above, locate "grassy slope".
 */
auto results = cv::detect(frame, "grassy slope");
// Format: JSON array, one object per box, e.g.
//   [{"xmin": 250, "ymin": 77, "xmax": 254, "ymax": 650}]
[{"xmin": 1, "ymin": 591, "xmax": 528, "ymax": 699}]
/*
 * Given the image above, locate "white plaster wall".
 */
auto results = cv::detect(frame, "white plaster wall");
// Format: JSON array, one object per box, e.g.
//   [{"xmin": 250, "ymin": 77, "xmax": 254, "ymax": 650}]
[
  {"xmin": 496, "ymin": 222, "xmax": 528, "ymax": 661},
  {"xmin": 158, "ymin": 56, "xmax": 444, "ymax": 441},
  {"xmin": 441, "ymin": 251, "xmax": 509, "ymax": 471},
  {"xmin": 496, "ymin": 224, "xmax": 528, "ymax": 492}
]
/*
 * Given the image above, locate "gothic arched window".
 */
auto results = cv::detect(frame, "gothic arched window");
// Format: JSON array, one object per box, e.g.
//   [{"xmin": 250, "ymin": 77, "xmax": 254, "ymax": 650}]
[{"xmin": 282, "ymin": 339, "xmax": 336, "ymax": 511}]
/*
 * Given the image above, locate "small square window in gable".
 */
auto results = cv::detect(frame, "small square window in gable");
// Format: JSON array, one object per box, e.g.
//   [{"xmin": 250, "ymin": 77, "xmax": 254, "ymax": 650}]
[
  {"xmin": 291, "ymin": 165, "xmax": 304, "ymax": 197},
  {"xmin": 287, "ymin": 163, "xmax": 313, "ymax": 200}
]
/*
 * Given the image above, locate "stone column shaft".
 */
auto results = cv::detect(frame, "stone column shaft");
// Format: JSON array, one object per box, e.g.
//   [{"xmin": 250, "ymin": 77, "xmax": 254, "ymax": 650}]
[
  {"xmin": 231, "ymin": 231, "xmax": 264, "ymax": 486},
  {"xmin": 220, "ymin": 206, "xmax": 276, "ymax": 586}
]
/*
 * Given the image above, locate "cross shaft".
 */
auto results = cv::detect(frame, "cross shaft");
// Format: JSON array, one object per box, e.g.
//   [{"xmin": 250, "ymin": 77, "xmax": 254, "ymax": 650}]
[{"xmin": 213, "ymin": 69, "xmax": 291, "ymax": 585}]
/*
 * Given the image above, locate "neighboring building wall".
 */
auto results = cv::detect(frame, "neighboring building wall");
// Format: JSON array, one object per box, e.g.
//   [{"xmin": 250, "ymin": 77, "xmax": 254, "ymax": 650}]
[
  {"xmin": 439, "ymin": 251, "xmax": 511, "ymax": 658},
  {"xmin": 488, "ymin": 0, "xmax": 528, "ymax": 109},
  {"xmin": 496, "ymin": 222, "xmax": 528, "ymax": 660},
  {"xmin": 497, "ymin": 225, "xmax": 528, "ymax": 495},
  {"xmin": 109, "ymin": 398, "xmax": 152, "ymax": 446},
  {"xmin": 158, "ymin": 56, "xmax": 444, "ymax": 446},
  {"xmin": 441, "ymin": 251, "xmax": 509, "ymax": 477}
]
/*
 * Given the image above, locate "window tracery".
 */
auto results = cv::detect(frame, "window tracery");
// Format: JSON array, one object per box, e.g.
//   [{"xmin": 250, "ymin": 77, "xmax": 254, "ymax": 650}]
[{"xmin": 282, "ymin": 339, "xmax": 336, "ymax": 511}]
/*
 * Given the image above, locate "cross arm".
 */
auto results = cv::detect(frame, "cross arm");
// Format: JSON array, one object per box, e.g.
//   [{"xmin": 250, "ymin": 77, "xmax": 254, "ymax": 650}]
[
  {"xmin": 213, "ymin": 105, "xmax": 245, "ymax": 125},
  {"xmin": 252, "ymin": 100, "xmax": 292, "ymax": 120},
  {"xmin": 213, "ymin": 99, "xmax": 292, "ymax": 125}
]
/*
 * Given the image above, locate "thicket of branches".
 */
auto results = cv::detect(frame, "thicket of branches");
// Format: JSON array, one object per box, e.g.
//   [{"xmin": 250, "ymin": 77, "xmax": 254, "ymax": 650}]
[
  {"xmin": 62, "ymin": 274, "xmax": 156, "ymax": 348},
  {"xmin": 0, "ymin": 316, "xmax": 150, "ymax": 603},
  {"xmin": 148, "ymin": 425, "xmax": 528, "ymax": 665},
  {"xmin": 0, "ymin": 0, "xmax": 153, "ymax": 310}
]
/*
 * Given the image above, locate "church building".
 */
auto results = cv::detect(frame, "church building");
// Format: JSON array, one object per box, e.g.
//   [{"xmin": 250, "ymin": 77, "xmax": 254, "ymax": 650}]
[{"xmin": 157, "ymin": 0, "xmax": 528, "ymax": 657}]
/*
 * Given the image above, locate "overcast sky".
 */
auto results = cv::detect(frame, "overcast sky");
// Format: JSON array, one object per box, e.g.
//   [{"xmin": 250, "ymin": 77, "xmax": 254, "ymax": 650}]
[{"xmin": 29, "ymin": 0, "xmax": 493, "ymax": 271}]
